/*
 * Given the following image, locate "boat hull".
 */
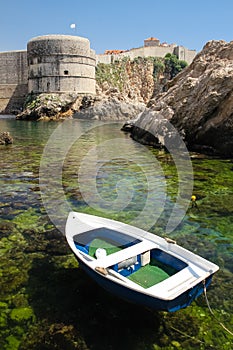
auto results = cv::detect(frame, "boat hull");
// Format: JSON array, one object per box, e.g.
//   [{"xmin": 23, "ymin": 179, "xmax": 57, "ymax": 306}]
[{"xmin": 76, "ymin": 255, "xmax": 213, "ymax": 312}]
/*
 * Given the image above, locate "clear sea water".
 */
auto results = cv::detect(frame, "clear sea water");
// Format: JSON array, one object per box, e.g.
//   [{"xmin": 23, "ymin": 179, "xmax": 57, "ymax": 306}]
[{"xmin": 0, "ymin": 116, "xmax": 232, "ymax": 349}]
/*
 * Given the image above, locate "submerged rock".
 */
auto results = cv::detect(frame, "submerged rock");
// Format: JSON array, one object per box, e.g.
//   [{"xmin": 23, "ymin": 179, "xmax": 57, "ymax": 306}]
[
  {"xmin": 0, "ymin": 221, "xmax": 15, "ymax": 237},
  {"xmin": 0, "ymin": 131, "xmax": 13, "ymax": 145}
]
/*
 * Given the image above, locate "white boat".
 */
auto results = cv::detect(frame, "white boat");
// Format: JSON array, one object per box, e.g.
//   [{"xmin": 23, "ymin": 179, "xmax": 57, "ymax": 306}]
[{"xmin": 65, "ymin": 211, "xmax": 219, "ymax": 312}]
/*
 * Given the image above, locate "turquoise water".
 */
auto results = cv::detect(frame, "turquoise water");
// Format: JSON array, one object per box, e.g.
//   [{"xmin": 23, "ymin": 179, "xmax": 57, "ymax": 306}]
[{"xmin": 0, "ymin": 116, "xmax": 232, "ymax": 349}]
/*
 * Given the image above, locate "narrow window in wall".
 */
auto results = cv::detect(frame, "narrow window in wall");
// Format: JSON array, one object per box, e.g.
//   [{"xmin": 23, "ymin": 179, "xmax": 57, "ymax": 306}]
[{"xmin": 64, "ymin": 70, "xmax": 69, "ymax": 75}]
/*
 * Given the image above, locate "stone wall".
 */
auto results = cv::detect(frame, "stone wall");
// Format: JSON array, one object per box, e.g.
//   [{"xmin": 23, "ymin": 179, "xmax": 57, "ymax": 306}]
[
  {"xmin": 0, "ymin": 84, "xmax": 28, "ymax": 113},
  {"xmin": 173, "ymin": 46, "xmax": 196, "ymax": 64},
  {"xmin": 0, "ymin": 51, "xmax": 28, "ymax": 113}
]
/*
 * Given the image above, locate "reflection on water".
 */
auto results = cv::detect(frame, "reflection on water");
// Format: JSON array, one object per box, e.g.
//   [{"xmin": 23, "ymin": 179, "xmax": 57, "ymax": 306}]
[{"xmin": 0, "ymin": 117, "xmax": 232, "ymax": 349}]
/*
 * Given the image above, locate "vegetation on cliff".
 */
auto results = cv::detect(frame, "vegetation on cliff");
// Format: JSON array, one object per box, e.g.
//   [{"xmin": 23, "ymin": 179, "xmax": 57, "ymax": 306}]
[
  {"xmin": 164, "ymin": 53, "xmax": 188, "ymax": 79},
  {"xmin": 96, "ymin": 55, "xmax": 188, "ymax": 104}
]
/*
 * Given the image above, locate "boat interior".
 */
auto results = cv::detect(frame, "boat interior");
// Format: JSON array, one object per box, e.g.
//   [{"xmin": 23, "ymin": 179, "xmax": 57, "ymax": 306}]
[{"xmin": 73, "ymin": 227, "xmax": 188, "ymax": 288}]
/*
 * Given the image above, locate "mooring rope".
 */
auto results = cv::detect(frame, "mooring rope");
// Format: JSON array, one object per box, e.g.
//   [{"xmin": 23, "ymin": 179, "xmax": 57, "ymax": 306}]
[{"xmin": 203, "ymin": 280, "xmax": 233, "ymax": 337}]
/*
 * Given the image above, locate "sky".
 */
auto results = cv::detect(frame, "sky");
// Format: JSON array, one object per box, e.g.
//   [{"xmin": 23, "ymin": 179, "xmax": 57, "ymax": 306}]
[{"xmin": 0, "ymin": 0, "xmax": 233, "ymax": 54}]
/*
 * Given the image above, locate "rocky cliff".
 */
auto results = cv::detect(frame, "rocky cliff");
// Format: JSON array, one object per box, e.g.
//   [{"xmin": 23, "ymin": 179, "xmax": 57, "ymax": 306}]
[
  {"xmin": 128, "ymin": 40, "xmax": 233, "ymax": 157},
  {"xmin": 74, "ymin": 56, "xmax": 186, "ymax": 120},
  {"xmin": 73, "ymin": 58, "xmax": 156, "ymax": 120}
]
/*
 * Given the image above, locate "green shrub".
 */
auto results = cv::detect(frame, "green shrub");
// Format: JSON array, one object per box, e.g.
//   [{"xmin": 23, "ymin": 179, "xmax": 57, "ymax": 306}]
[{"xmin": 164, "ymin": 53, "xmax": 188, "ymax": 78}]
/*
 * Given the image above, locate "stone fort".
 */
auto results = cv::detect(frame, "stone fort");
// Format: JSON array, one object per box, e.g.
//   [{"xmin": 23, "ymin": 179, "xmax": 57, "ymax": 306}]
[
  {"xmin": 0, "ymin": 35, "xmax": 96, "ymax": 114},
  {"xmin": 0, "ymin": 34, "xmax": 196, "ymax": 114}
]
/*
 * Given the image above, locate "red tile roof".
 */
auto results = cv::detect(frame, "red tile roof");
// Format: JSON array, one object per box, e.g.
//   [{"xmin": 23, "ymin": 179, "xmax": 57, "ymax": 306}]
[{"xmin": 144, "ymin": 37, "xmax": 159, "ymax": 41}]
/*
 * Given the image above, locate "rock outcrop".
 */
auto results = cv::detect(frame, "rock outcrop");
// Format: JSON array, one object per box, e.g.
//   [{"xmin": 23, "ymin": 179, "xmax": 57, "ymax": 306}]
[
  {"xmin": 74, "ymin": 58, "xmax": 157, "ymax": 120},
  {"xmin": 128, "ymin": 40, "xmax": 233, "ymax": 157},
  {"xmin": 75, "ymin": 84, "xmax": 146, "ymax": 120},
  {"xmin": 75, "ymin": 97, "xmax": 146, "ymax": 120},
  {"xmin": 16, "ymin": 93, "xmax": 78, "ymax": 121}
]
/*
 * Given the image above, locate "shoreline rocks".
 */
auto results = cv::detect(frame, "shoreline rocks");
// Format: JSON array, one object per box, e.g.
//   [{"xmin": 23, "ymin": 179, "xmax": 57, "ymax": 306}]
[
  {"xmin": 16, "ymin": 90, "xmax": 147, "ymax": 122},
  {"xmin": 75, "ymin": 98, "xmax": 146, "ymax": 120},
  {"xmin": 16, "ymin": 93, "xmax": 80, "ymax": 121}
]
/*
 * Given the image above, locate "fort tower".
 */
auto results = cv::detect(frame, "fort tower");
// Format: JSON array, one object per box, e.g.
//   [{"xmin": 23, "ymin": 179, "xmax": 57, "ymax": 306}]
[{"xmin": 27, "ymin": 34, "xmax": 96, "ymax": 94}]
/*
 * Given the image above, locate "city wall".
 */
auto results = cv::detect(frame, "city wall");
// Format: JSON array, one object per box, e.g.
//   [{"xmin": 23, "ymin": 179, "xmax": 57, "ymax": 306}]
[
  {"xmin": 0, "ymin": 51, "xmax": 28, "ymax": 113},
  {"xmin": 96, "ymin": 45, "xmax": 196, "ymax": 65}
]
